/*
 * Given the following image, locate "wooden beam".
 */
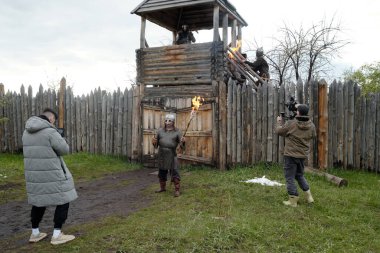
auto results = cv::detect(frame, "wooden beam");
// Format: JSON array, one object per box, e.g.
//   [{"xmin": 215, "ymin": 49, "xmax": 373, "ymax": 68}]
[
  {"xmin": 305, "ymin": 167, "xmax": 348, "ymax": 187},
  {"xmin": 58, "ymin": 77, "xmax": 66, "ymax": 129},
  {"xmin": 213, "ymin": 5, "xmax": 219, "ymax": 42},
  {"xmin": 231, "ymin": 20, "xmax": 237, "ymax": 47},
  {"xmin": 238, "ymin": 25, "xmax": 242, "ymax": 53},
  {"xmin": 318, "ymin": 80, "xmax": 328, "ymax": 169},
  {"xmin": 140, "ymin": 16, "xmax": 146, "ymax": 49},
  {"xmin": 222, "ymin": 13, "xmax": 228, "ymax": 50}
]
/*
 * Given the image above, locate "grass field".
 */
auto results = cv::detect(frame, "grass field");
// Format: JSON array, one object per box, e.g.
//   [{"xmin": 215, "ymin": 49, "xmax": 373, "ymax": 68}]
[{"xmin": 1, "ymin": 153, "xmax": 379, "ymax": 252}]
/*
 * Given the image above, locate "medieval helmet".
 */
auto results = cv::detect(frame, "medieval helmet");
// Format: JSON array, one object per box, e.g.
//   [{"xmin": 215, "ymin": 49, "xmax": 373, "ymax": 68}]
[
  {"xmin": 256, "ymin": 47, "xmax": 264, "ymax": 57},
  {"xmin": 165, "ymin": 114, "xmax": 176, "ymax": 122},
  {"xmin": 182, "ymin": 24, "xmax": 189, "ymax": 31}
]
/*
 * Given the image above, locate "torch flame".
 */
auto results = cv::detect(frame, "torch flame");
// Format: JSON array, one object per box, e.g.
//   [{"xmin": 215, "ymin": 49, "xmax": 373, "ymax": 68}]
[
  {"xmin": 228, "ymin": 40, "xmax": 242, "ymax": 59},
  {"xmin": 191, "ymin": 96, "xmax": 204, "ymax": 118},
  {"xmin": 192, "ymin": 96, "xmax": 203, "ymax": 111}
]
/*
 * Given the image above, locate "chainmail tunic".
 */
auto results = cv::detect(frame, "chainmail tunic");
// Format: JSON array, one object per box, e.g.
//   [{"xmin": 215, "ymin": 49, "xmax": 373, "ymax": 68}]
[{"xmin": 155, "ymin": 128, "xmax": 183, "ymax": 170}]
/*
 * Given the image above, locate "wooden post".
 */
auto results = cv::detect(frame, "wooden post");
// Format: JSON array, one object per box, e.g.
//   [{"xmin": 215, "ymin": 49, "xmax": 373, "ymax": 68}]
[
  {"xmin": 222, "ymin": 13, "xmax": 228, "ymax": 51},
  {"xmin": 0, "ymin": 83, "xmax": 4, "ymax": 152},
  {"xmin": 218, "ymin": 81, "xmax": 227, "ymax": 170},
  {"xmin": 237, "ymin": 25, "xmax": 242, "ymax": 53},
  {"xmin": 318, "ymin": 79, "xmax": 328, "ymax": 169},
  {"xmin": 58, "ymin": 78, "xmax": 66, "ymax": 129},
  {"xmin": 140, "ymin": 17, "xmax": 146, "ymax": 49},
  {"xmin": 213, "ymin": 5, "xmax": 219, "ymax": 42},
  {"xmin": 231, "ymin": 20, "xmax": 237, "ymax": 47}
]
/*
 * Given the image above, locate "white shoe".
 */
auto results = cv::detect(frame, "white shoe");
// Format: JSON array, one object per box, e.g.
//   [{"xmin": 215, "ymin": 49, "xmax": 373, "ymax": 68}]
[
  {"xmin": 50, "ymin": 232, "xmax": 75, "ymax": 245},
  {"xmin": 29, "ymin": 232, "xmax": 47, "ymax": 243}
]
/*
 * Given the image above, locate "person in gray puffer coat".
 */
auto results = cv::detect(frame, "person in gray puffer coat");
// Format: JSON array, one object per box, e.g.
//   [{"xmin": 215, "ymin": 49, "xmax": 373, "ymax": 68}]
[{"xmin": 22, "ymin": 108, "xmax": 77, "ymax": 245}]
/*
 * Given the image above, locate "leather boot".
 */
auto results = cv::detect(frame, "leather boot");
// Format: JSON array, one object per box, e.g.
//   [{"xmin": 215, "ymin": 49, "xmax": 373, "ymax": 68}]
[
  {"xmin": 283, "ymin": 195, "xmax": 299, "ymax": 207},
  {"xmin": 173, "ymin": 178, "xmax": 180, "ymax": 197},
  {"xmin": 155, "ymin": 180, "xmax": 166, "ymax": 193},
  {"xmin": 305, "ymin": 190, "xmax": 314, "ymax": 203}
]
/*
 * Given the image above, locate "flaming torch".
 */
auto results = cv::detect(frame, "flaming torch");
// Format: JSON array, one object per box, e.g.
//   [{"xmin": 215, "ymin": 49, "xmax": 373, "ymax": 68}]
[{"xmin": 183, "ymin": 96, "xmax": 203, "ymax": 137}]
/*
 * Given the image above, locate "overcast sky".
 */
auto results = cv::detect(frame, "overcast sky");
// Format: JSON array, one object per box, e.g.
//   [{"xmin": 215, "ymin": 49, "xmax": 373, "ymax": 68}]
[{"xmin": 1, "ymin": 0, "xmax": 379, "ymax": 95}]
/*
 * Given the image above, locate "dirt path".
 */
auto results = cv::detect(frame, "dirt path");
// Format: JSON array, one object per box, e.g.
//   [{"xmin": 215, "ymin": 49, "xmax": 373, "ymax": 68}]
[{"xmin": 0, "ymin": 168, "xmax": 157, "ymax": 245}]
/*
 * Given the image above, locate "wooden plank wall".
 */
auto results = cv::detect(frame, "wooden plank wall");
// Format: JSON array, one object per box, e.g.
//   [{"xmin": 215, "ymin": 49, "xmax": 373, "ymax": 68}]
[
  {"xmin": 225, "ymin": 78, "xmax": 380, "ymax": 173},
  {"xmin": 0, "ymin": 83, "xmax": 135, "ymax": 158},
  {"xmin": 1, "ymin": 79, "xmax": 380, "ymax": 173}
]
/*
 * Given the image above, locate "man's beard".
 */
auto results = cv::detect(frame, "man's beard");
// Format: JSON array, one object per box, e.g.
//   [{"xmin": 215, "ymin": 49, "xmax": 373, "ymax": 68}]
[{"xmin": 165, "ymin": 123, "xmax": 174, "ymax": 130}]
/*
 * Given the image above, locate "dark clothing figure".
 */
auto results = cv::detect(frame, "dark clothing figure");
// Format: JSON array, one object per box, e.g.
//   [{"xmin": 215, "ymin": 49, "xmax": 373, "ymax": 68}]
[
  {"xmin": 152, "ymin": 114, "xmax": 185, "ymax": 197},
  {"xmin": 276, "ymin": 104, "xmax": 316, "ymax": 207},
  {"xmin": 245, "ymin": 56, "xmax": 270, "ymax": 80},
  {"xmin": 176, "ymin": 25, "xmax": 196, "ymax": 45}
]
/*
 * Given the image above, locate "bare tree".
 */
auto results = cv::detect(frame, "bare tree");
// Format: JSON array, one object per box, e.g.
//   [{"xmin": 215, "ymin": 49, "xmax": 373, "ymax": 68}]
[
  {"xmin": 265, "ymin": 47, "xmax": 292, "ymax": 86},
  {"xmin": 268, "ymin": 17, "xmax": 349, "ymax": 84},
  {"xmin": 304, "ymin": 18, "xmax": 349, "ymax": 82}
]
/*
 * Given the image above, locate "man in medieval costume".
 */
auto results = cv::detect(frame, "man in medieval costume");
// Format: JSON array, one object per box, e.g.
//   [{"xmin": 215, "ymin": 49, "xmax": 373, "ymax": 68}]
[
  {"xmin": 175, "ymin": 24, "xmax": 196, "ymax": 45},
  {"xmin": 152, "ymin": 114, "xmax": 186, "ymax": 197},
  {"xmin": 245, "ymin": 47, "xmax": 270, "ymax": 82}
]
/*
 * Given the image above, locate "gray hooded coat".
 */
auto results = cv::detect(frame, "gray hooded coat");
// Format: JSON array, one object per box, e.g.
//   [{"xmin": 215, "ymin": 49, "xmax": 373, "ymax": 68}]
[{"xmin": 22, "ymin": 116, "xmax": 78, "ymax": 207}]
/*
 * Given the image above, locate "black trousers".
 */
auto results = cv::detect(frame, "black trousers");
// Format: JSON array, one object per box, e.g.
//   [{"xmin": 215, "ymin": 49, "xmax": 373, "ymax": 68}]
[{"xmin": 31, "ymin": 203, "xmax": 70, "ymax": 229}]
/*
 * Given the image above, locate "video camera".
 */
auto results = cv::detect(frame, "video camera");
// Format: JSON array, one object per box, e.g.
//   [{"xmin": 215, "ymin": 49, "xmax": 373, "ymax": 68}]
[
  {"xmin": 280, "ymin": 96, "xmax": 298, "ymax": 120},
  {"xmin": 57, "ymin": 128, "xmax": 65, "ymax": 137}
]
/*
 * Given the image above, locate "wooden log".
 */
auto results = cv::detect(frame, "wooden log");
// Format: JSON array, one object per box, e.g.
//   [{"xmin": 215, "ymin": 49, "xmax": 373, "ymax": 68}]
[
  {"xmin": 74, "ymin": 97, "xmax": 80, "ymax": 152},
  {"xmin": 213, "ymin": 5, "xmax": 219, "ymax": 42},
  {"xmin": 100, "ymin": 93, "xmax": 106, "ymax": 154},
  {"xmin": 353, "ymin": 84, "xmax": 361, "ymax": 169},
  {"xmin": 222, "ymin": 13, "xmax": 228, "ymax": 51},
  {"xmin": 127, "ymin": 89, "xmax": 133, "ymax": 159},
  {"xmin": 343, "ymin": 81, "xmax": 348, "ymax": 168},
  {"xmin": 227, "ymin": 78, "xmax": 233, "ymax": 166},
  {"xmin": 336, "ymin": 82, "xmax": 344, "ymax": 166},
  {"xmin": 237, "ymin": 85, "xmax": 242, "ymax": 163},
  {"xmin": 218, "ymin": 80, "xmax": 227, "ymax": 170},
  {"xmin": 256, "ymin": 84, "xmax": 262, "ymax": 161},
  {"xmin": 140, "ymin": 17, "xmax": 146, "ymax": 49},
  {"xmin": 272, "ymin": 83, "xmax": 278, "ymax": 163},
  {"xmin": 278, "ymin": 84, "xmax": 285, "ymax": 163},
  {"xmin": 318, "ymin": 80, "xmax": 328, "ymax": 169},
  {"xmin": 262, "ymin": 81, "xmax": 268, "ymax": 161},
  {"xmin": 0, "ymin": 83, "xmax": 4, "ymax": 152},
  {"xmin": 328, "ymin": 81, "xmax": 335, "ymax": 167},
  {"xmin": 368, "ymin": 94, "xmax": 376, "ymax": 171},
  {"xmin": 251, "ymin": 84, "xmax": 257, "ymax": 163},
  {"xmin": 305, "ymin": 167, "xmax": 348, "ymax": 187},
  {"xmin": 80, "ymin": 95, "xmax": 86, "ymax": 152},
  {"xmin": 347, "ymin": 81, "xmax": 355, "ymax": 168},
  {"xmin": 267, "ymin": 82, "xmax": 273, "ymax": 163},
  {"xmin": 232, "ymin": 81, "xmax": 237, "ymax": 164}
]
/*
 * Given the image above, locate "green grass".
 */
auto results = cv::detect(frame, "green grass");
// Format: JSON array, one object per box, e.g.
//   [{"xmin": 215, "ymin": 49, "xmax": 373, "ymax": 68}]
[
  {"xmin": 1, "ymin": 155, "xmax": 379, "ymax": 253},
  {"xmin": 0, "ymin": 152, "xmax": 140, "ymax": 204}
]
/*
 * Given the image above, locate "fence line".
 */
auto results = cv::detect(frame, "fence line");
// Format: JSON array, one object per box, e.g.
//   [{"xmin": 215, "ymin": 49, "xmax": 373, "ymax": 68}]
[{"xmin": 0, "ymin": 78, "xmax": 379, "ymax": 173}]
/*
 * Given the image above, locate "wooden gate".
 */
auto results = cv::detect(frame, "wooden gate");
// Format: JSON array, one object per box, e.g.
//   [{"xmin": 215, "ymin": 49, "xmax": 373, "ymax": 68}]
[{"xmin": 141, "ymin": 98, "xmax": 214, "ymax": 168}]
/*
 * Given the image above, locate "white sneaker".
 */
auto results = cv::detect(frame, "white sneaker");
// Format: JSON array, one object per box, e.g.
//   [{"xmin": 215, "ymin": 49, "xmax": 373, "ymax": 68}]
[
  {"xmin": 29, "ymin": 232, "xmax": 47, "ymax": 243},
  {"xmin": 50, "ymin": 232, "xmax": 75, "ymax": 245}
]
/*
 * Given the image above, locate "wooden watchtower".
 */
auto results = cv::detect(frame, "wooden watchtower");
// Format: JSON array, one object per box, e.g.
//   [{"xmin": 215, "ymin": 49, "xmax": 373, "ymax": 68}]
[{"xmin": 131, "ymin": 0, "xmax": 247, "ymax": 170}]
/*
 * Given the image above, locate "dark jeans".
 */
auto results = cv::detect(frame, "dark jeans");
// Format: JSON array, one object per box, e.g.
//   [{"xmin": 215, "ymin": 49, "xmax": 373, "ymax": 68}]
[
  {"xmin": 283, "ymin": 156, "xmax": 310, "ymax": 196},
  {"xmin": 31, "ymin": 203, "xmax": 70, "ymax": 229}
]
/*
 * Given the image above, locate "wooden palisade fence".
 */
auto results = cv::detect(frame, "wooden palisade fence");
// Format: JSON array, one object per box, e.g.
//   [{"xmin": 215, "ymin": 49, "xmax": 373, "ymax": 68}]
[{"xmin": 0, "ymin": 78, "xmax": 379, "ymax": 173}]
